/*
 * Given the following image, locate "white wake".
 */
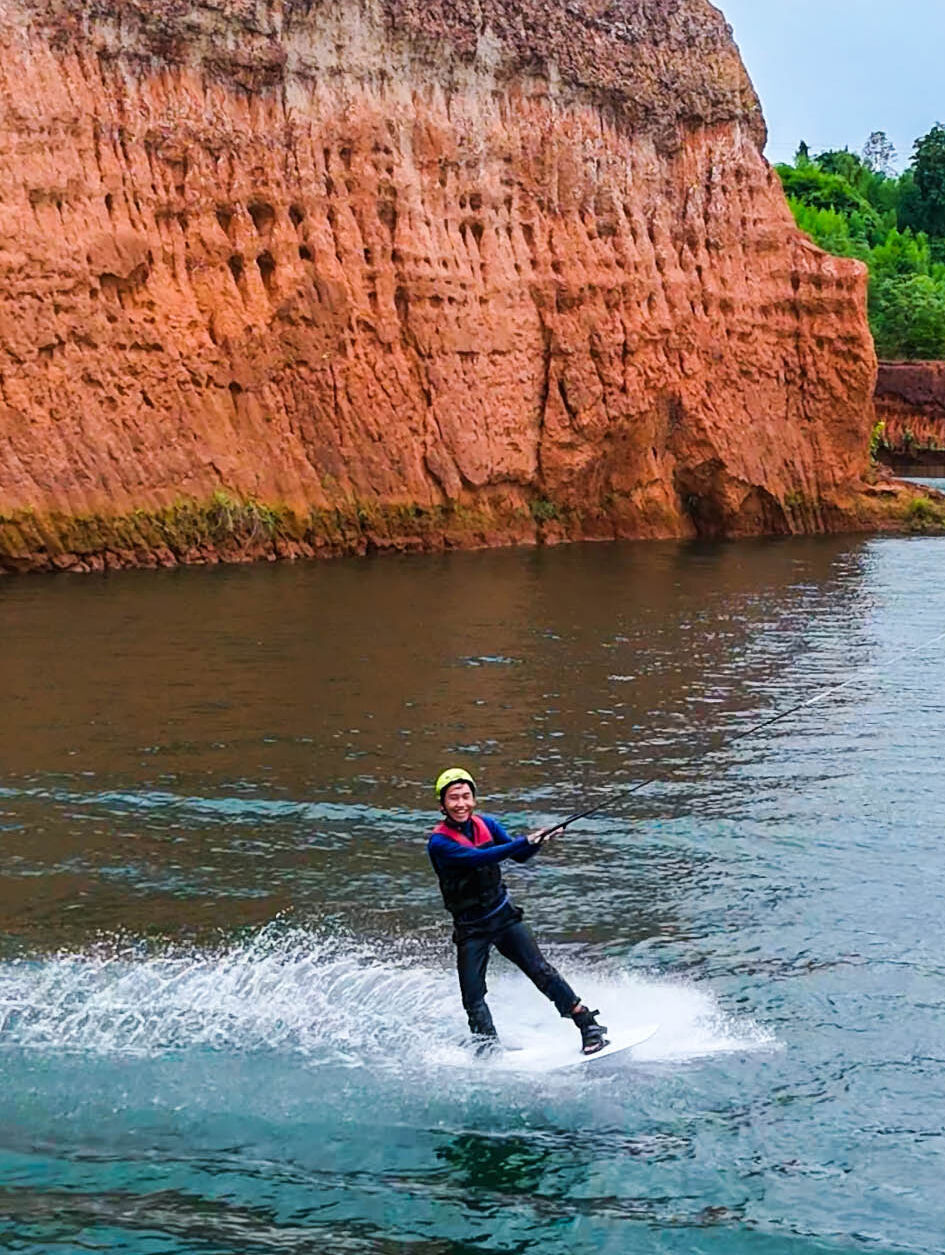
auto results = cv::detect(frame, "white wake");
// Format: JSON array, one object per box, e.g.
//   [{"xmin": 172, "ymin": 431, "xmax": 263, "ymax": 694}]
[{"xmin": 0, "ymin": 926, "xmax": 776, "ymax": 1072}]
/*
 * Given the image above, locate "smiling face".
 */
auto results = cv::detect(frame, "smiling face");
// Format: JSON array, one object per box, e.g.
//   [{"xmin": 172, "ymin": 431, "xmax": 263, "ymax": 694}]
[{"xmin": 441, "ymin": 781, "xmax": 476, "ymax": 825}]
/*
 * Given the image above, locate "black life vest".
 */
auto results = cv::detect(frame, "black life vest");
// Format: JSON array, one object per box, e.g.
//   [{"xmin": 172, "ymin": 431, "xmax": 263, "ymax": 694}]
[{"xmin": 432, "ymin": 815, "xmax": 505, "ymax": 919}]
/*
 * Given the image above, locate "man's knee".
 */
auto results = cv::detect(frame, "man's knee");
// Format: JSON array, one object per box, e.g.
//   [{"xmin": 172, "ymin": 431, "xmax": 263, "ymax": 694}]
[
  {"xmin": 525, "ymin": 957, "xmax": 556, "ymax": 993},
  {"xmin": 503, "ymin": 926, "xmax": 555, "ymax": 987}
]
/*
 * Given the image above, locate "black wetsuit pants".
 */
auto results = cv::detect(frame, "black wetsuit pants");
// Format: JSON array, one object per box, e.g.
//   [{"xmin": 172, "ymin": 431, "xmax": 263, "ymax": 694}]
[{"xmin": 454, "ymin": 902, "xmax": 579, "ymax": 1037}]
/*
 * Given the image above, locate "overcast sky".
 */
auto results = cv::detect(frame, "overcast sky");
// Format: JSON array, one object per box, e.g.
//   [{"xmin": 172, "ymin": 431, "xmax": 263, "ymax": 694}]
[{"xmin": 719, "ymin": 0, "xmax": 942, "ymax": 169}]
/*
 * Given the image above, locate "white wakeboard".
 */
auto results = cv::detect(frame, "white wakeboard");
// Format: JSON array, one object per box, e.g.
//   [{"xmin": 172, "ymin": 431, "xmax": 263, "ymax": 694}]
[
  {"xmin": 549, "ymin": 1021, "xmax": 660, "ymax": 1069},
  {"xmin": 494, "ymin": 1021, "xmax": 660, "ymax": 1073}
]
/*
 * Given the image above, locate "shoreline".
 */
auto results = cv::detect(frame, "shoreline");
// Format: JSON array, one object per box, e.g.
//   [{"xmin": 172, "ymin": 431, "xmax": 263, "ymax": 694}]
[{"xmin": 2, "ymin": 477, "xmax": 943, "ymax": 575}]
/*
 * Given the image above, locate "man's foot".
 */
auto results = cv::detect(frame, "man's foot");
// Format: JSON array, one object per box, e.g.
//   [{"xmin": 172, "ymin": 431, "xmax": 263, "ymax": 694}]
[
  {"xmin": 466, "ymin": 1000, "xmax": 497, "ymax": 1041},
  {"xmin": 572, "ymin": 1006, "xmax": 609, "ymax": 1055},
  {"xmin": 473, "ymin": 1033, "xmax": 501, "ymax": 1058}
]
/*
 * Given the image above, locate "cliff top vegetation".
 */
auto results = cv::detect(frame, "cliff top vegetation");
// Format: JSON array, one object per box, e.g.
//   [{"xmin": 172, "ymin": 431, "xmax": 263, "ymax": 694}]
[{"xmin": 777, "ymin": 126, "xmax": 945, "ymax": 360}]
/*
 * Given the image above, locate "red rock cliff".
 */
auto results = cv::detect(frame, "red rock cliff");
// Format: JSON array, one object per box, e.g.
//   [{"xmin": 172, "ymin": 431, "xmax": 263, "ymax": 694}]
[{"xmin": 0, "ymin": 0, "xmax": 884, "ymax": 571}]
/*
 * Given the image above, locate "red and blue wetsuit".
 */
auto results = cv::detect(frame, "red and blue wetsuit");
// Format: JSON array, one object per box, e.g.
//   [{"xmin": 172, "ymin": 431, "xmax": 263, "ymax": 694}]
[
  {"xmin": 427, "ymin": 813, "xmax": 537, "ymax": 924},
  {"xmin": 428, "ymin": 813, "xmax": 579, "ymax": 1039}
]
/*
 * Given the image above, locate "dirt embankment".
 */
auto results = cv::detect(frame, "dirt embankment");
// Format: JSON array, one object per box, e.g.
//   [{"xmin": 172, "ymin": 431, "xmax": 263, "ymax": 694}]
[{"xmin": 875, "ymin": 362, "xmax": 945, "ymax": 468}]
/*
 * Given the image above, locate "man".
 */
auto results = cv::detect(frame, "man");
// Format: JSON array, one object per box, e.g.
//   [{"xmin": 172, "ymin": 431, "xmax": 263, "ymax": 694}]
[{"xmin": 427, "ymin": 767, "xmax": 608, "ymax": 1055}]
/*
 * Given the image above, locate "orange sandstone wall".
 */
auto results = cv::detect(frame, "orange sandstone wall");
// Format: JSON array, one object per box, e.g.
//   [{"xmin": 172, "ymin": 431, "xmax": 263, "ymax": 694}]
[{"xmin": 0, "ymin": 0, "xmax": 881, "ymax": 571}]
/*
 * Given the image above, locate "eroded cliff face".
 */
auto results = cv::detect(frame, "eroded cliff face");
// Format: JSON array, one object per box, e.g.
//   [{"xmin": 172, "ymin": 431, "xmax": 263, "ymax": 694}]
[
  {"xmin": 0, "ymin": 0, "xmax": 883, "ymax": 571},
  {"xmin": 875, "ymin": 363, "xmax": 945, "ymax": 464}
]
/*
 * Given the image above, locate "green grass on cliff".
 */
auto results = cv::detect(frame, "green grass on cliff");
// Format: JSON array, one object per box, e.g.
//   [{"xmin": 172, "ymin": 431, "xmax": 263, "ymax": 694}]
[
  {"xmin": 904, "ymin": 494, "xmax": 945, "ymax": 531},
  {"xmin": 0, "ymin": 490, "xmax": 585, "ymax": 572}
]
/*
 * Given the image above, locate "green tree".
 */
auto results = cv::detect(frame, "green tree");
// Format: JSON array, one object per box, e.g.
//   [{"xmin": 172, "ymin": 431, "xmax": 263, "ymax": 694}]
[
  {"xmin": 816, "ymin": 147, "xmax": 871, "ymax": 194},
  {"xmin": 777, "ymin": 163, "xmax": 884, "ymax": 244},
  {"xmin": 777, "ymin": 135, "xmax": 945, "ymax": 359},
  {"xmin": 788, "ymin": 200, "xmax": 869, "ymax": 261},
  {"xmin": 862, "ymin": 131, "xmax": 897, "ymax": 177},
  {"xmin": 870, "ymin": 274, "xmax": 945, "ymax": 359},
  {"xmin": 901, "ymin": 124, "xmax": 945, "ymax": 238},
  {"xmin": 869, "ymin": 227, "xmax": 934, "ymax": 279},
  {"xmin": 866, "ymin": 170, "xmax": 905, "ymax": 220}
]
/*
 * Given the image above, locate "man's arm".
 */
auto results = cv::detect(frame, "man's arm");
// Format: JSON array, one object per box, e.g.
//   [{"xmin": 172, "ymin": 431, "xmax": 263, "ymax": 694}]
[
  {"xmin": 428, "ymin": 830, "xmax": 531, "ymax": 869},
  {"xmin": 481, "ymin": 815, "xmax": 541, "ymax": 863}
]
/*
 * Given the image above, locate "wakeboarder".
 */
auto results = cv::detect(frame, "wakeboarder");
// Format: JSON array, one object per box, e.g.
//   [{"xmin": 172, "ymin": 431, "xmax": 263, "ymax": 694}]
[{"xmin": 427, "ymin": 767, "xmax": 608, "ymax": 1055}]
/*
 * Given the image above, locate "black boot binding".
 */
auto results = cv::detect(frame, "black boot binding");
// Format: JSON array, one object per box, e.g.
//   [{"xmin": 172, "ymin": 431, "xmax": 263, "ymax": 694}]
[{"xmin": 572, "ymin": 1006, "xmax": 608, "ymax": 1055}]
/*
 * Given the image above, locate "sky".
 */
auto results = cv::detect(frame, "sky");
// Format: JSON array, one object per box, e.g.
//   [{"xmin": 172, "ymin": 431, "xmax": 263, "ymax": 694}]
[{"xmin": 719, "ymin": 0, "xmax": 943, "ymax": 169}]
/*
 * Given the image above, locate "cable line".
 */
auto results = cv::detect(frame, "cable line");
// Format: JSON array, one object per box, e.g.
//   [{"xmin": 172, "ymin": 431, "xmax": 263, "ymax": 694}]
[{"xmin": 537, "ymin": 625, "xmax": 945, "ymax": 841}]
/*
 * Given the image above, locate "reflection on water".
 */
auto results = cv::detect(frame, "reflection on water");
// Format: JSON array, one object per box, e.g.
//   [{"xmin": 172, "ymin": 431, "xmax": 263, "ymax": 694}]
[
  {"xmin": 0, "ymin": 537, "xmax": 876, "ymax": 949},
  {"xmin": 1, "ymin": 534, "xmax": 944, "ymax": 1254}
]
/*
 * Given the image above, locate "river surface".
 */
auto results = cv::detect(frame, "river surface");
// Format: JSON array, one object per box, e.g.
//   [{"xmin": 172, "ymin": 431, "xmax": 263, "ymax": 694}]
[
  {"xmin": 904, "ymin": 476, "xmax": 945, "ymax": 493},
  {"xmin": 1, "ymin": 533, "xmax": 944, "ymax": 1255}
]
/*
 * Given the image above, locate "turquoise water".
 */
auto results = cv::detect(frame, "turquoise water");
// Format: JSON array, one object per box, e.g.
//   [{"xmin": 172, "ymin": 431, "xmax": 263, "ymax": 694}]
[
  {"xmin": 904, "ymin": 475, "xmax": 945, "ymax": 493},
  {"xmin": 1, "ymin": 535, "xmax": 944, "ymax": 1253}
]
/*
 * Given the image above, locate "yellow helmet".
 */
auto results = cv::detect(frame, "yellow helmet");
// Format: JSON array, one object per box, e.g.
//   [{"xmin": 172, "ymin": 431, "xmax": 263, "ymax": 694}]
[{"xmin": 434, "ymin": 767, "xmax": 477, "ymax": 802}]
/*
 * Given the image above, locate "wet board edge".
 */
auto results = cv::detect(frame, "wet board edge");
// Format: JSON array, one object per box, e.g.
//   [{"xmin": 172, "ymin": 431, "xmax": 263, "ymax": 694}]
[{"xmin": 551, "ymin": 1022, "xmax": 661, "ymax": 1069}]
